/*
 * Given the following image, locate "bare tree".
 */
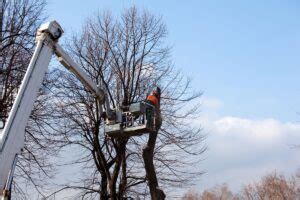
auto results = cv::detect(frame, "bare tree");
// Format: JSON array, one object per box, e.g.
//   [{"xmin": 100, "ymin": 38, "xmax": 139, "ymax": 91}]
[
  {"xmin": 182, "ymin": 189, "xmax": 201, "ymax": 200},
  {"xmin": 0, "ymin": 0, "xmax": 45, "ymax": 124},
  {"xmin": 241, "ymin": 173, "xmax": 299, "ymax": 200},
  {"xmin": 43, "ymin": 7, "xmax": 205, "ymax": 199},
  {"xmin": 0, "ymin": 0, "xmax": 55, "ymax": 198},
  {"xmin": 204, "ymin": 184, "xmax": 236, "ymax": 200},
  {"xmin": 183, "ymin": 172, "xmax": 300, "ymax": 200}
]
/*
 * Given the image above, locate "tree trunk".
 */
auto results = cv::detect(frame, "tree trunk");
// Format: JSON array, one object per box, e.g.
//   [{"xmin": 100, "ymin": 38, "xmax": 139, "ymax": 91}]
[
  {"xmin": 100, "ymin": 174, "xmax": 108, "ymax": 200},
  {"xmin": 118, "ymin": 154, "xmax": 127, "ymax": 199},
  {"xmin": 0, "ymin": 0, "xmax": 4, "ymax": 43},
  {"xmin": 142, "ymin": 131, "xmax": 165, "ymax": 200},
  {"xmin": 109, "ymin": 140, "xmax": 127, "ymax": 200}
]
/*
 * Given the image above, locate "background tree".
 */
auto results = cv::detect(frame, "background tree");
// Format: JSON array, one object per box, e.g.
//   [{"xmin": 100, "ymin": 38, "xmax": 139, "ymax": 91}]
[
  {"xmin": 241, "ymin": 173, "xmax": 299, "ymax": 200},
  {"xmin": 44, "ymin": 7, "xmax": 205, "ymax": 199},
  {"xmin": 183, "ymin": 172, "xmax": 300, "ymax": 200},
  {"xmin": 0, "ymin": 0, "xmax": 57, "ymax": 198},
  {"xmin": 183, "ymin": 184, "xmax": 236, "ymax": 200}
]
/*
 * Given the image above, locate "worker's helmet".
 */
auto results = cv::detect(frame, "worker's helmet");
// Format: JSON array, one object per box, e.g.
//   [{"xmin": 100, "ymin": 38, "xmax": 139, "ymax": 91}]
[{"xmin": 152, "ymin": 86, "xmax": 161, "ymax": 97}]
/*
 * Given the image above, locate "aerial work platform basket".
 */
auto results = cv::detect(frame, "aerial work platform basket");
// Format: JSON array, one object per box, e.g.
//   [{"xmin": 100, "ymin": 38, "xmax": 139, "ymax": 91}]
[{"xmin": 105, "ymin": 102, "xmax": 157, "ymax": 138}]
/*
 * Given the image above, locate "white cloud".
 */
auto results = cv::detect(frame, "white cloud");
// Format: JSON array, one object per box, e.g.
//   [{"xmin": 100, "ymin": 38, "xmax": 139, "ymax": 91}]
[
  {"xmin": 195, "ymin": 113, "xmax": 300, "ymax": 193},
  {"xmin": 214, "ymin": 117, "xmax": 284, "ymax": 140}
]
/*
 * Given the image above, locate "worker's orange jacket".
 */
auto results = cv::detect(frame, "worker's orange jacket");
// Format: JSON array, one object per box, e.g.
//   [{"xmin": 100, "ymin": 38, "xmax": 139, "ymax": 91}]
[{"xmin": 146, "ymin": 94, "xmax": 159, "ymax": 107}]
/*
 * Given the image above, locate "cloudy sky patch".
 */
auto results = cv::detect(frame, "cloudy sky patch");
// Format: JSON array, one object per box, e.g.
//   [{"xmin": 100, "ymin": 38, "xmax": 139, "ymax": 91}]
[{"xmin": 196, "ymin": 97, "xmax": 300, "ymax": 192}]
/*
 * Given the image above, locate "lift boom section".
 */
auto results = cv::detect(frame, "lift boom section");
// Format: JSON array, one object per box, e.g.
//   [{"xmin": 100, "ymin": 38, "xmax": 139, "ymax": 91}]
[{"xmin": 0, "ymin": 21, "xmax": 105, "ymax": 199}]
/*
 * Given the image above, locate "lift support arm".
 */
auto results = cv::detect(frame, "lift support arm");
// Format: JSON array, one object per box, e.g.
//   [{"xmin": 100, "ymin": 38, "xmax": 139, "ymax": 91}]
[{"xmin": 0, "ymin": 21, "xmax": 105, "ymax": 199}]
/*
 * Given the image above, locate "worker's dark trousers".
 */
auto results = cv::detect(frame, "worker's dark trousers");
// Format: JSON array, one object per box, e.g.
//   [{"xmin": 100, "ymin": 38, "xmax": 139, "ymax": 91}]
[{"xmin": 145, "ymin": 100, "xmax": 155, "ymax": 127}]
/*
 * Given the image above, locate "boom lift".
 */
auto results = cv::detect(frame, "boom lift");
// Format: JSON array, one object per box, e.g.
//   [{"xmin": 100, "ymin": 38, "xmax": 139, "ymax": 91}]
[{"xmin": 0, "ymin": 21, "xmax": 156, "ymax": 200}]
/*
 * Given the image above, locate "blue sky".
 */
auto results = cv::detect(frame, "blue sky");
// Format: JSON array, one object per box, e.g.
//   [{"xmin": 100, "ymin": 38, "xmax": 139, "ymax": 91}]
[
  {"xmin": 46, "ymin": 0, "xmax": 300, "ymax": 197},
  {"xmin": 47, "ymin": 0, "xmax": 300, "ymax": 122}
]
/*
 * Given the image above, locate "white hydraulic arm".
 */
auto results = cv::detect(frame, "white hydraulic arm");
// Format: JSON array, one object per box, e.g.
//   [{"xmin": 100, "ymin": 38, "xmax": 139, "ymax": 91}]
[{"xmin": 0, "ymin": 21, "xmax": 105, "ymax": 199}]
